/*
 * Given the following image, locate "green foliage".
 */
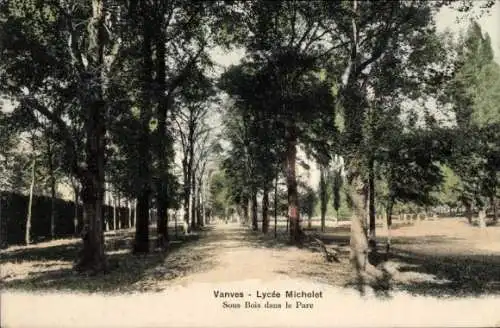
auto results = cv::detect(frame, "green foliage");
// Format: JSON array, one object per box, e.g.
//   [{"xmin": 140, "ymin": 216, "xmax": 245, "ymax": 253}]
[
  {"xmin": 444, "ymin": 21, "xmax": 500, "ymax": 210},
  {"xmin": 209, "ymin": 171, "xmax": 231, "ymax": 217}
]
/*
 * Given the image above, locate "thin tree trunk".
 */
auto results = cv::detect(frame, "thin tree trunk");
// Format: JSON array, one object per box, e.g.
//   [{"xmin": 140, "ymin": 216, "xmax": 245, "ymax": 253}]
[
  {"xmin": 197, "ymin": 179, "xmax": 203, "ymax": 227},
  {"xmin": 319, "ymin": 165, "xmax": 327, "ymax": 233},
  {"xmin": 104, "ymin": 184, "xmax": 110, "ymax": 232},
  {"xmin": 262, "ymin": 186, "xmax": 269, "ymax": 233},
  {"xmin": 478, "ymin": 207, "xmax": 486, "ymax": 229},
  {"xmin": 242, "ymin": 197, "xmax": 249, "ymax": 225},
  {"xmin": 74, "ymin": 185, "xmax": 79, "ymax": 235},
  {"xmin": 286, "ymin": 126, "xmax": 300, "ymax": 243},
  {"xmin": 117, "ymin": 193, "xmax": 121, "ymax": 230},
  {"xmin": 274, "ymin": 172, "xmax": 278, "ymax": 238},
  {"xmin": 251, "ymin": 191, "xmax": 258, "ymax": 231},
  {"xmin": 0, "ymin": 191, "xmax": 4, "ymax": 248},
  {"xmin": 127, "ymin": 200, "xmax": 132, "ymax": 229},
  {"xmin": 113, "ymin": 192, "xmax": 117, "ymax": 231},
  {"xmin": 46, "ymin": 134, "xmax": 56, "ymax": 240},
  {"xmin": 368, "ymin": 157, "xmax": 376, "ymax": 249},
  {"xmin": 465, "ymin": 202, "xmax": 473, "ymax": 224},
  {"xmin": 133, "ymin": 199, "xmax": 137, "ymax": 227},
  {"xmin": 174, "ymin": 210, "xmax": 178, "ymax": 238},
  {"xmin": 25, "ymin": 158, "xmax": 36, "ymax": 246},
  {"xmin": 190, "ymin": 175, "xmax": 196, "ymax": 230},
  {"xmin": 491, "ymin": 197, "xmax": 497, "ymax": 224},
  {"xmin": 385, "ymin": 199, "xmax": 393, "ymax": 260}
]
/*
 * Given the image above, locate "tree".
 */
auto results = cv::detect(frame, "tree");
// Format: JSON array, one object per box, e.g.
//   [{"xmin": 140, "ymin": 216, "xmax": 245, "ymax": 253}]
[
  {"xmin": 445, "ymin": 20, "xmax": 500, "ymax": 228},
  {"xmin": 1, "ymin": 0, "xmax": 123, "ymax": 272}
]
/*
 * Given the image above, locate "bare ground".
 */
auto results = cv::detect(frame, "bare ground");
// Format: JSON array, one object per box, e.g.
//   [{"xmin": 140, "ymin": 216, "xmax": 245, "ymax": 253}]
[{"xmin": 2, "ymin": 219, "xmax": 500, "ymax": 327}]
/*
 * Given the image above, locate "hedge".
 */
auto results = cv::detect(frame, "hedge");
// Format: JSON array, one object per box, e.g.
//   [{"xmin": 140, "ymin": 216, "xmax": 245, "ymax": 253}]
[{"xmin": 0, "ymin": 191, "xmax": 133, "ymax": 247}]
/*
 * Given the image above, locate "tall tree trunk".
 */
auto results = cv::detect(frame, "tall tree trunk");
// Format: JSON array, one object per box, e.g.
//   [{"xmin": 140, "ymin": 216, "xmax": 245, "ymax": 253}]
[
  {"xmin": 465, "ymin": 202, "xmax": 473, "ymax": 224},
  {"xmin": 113, "ymin": 192, "xmax": 117, "ymax": 231},
  {"xmin": 74, "ymin": 185, "xmax": 79, "ymax": 235},
  {"xmin": 190, "ymin": 175, "xmax": 196, "ymax": 230},
  {"xmin": 478, "ymin": 207, "xmax": 486, "ymax": 229},
  {"xmin": 332, "ymin": 170, "xmax": 341, "ymax": 225},
  {"xmin": 154, "ymin": 20, "xmax": 169, "ymax": 248},
  {"xmin": 242, "ymin": 197, "xmax": 249, "ymax": 225},
  {"xmin": 274, "ymin": 171, "xmax": 278, "ymax": 238},
  {"xmin": 183, "ymin": 157, "xmax": 191, "ymax": 231},
  {"xmin": 134, "ymin": 189, "xmax": 150, "ymax": 253},
  {"xmin": 286, "ymin": 126, "xmax": 300, "ymax": 243},
  {"xmin": 117, "ymin": 193, "xmax": 121, "ymax": 230},
  {"xmin": 262, "ymin": 186, "xmax": 269, "ymax": 233},
  {"xmin": 128, "ymin": 200, "xmax": 132, "ymax": 229},
  {"xmin": 133, "ymin": 0, "xmax": 153, "ymax": 254},
  {"xmin": 25, "ymin": 158, "xmax": 36, "ymax": 246},
  {"xmin": 491, "ymin": 196, "xmax": 497, "ymax": 224},
  {"xmin": 251, "ymin": 191, "xmax": 258, "ymax": 231},
  {"xmin": 385, "ymin": 198, "xmax": 393, "ymax": 260},
  {"xmin": 104, "ymin": 184, "xmax": 110, "ymax": 231},
  {"xmin": 368, "ymin": 157, "xmax": 376, "ymax": 248},
  {"xmin": 348, "ymin": 176, "xmax": 383, "ymax": 288},
  {"xmin": 0, "ymin": 191, "xmax": 5, "ymax": 248},
  {"xmin": 46, "ymin": 134, "xmax": 56, "ymax": 240},
  {"xmin": 74, "ymin": 0, "xmax": 108, "ymax": 274},
  {"xmin": 197, "ymin": 178, "xmax": 203, "ymax": 227},
  {"xmin": 134, "ymin": 199, "xmax": 137, "ymax": 227},
  {"xmin": 320, "ymin": 165, "xmax": 327, "ymax": 233}
]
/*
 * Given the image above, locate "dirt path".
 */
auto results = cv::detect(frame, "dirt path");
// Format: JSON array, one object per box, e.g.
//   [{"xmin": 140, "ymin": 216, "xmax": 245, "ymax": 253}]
[
  {"xmin": 3, "ymin": 221, "xmax": 500, "ymax": 327},
  {"xmin": 137, "ymin": 222, "xmax": 350, "ymax": 290}
]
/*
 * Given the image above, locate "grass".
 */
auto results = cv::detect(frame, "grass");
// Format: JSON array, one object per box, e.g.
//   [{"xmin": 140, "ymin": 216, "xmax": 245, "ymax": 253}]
[{"xmin": 0, "ymin": 227, "xmax": 217, "ymax": 294}]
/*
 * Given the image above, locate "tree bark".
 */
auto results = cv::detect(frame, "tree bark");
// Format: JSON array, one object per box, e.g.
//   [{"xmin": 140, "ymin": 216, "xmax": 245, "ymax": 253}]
[
  {"xmin": 117, "ymin": 193, "xmax": 121, "ymax": 230},
  {"xmin": 134, "ymin": 188, "xmax": 150, "ymax": 253},
  {"xmin": 128, "ymin": 200, "xmax": 132, "ymax": 228},
  {"xmin": 242, "ymin": 197, "xmax": 249, "ymax": 225},
  {"xmin": 349, "ymin": 177, "xmax": 369, "ymax": 271},
  {"xmin": 368, "ymin": 157, "xmax": 376, "ymax": 248},
  {"xmin": 73, "ymin": 185, "xmax": 79, "ymax": 235},
  {"xmin": 491, "ymin": 197, "xmax": 497, "ymax": 225},
  {"xmin": 286, "ymin": 126, "xmax": 301, "ymax": 243},
  {"xmin": 190, "ymin": 174, "xmax": 196, "ymax": 230},
  {"xmin": 25, "ymin": 158, "xmax": 36, "ymax": 246},
  {"xmin": 319, "ymin": 165, "xmax": 327, "ymax": 232},
  {"xmin": 274, "ymin": 171, "xmax": 278, "ymax": 238},
  {"xmin": 113, "ymin": 192, "xmax": 117, "ymax": 231},
  {"xmin": 251, "ymin": 191, "xmax": 258, "ymax": 231},
  {"xmin": 262, "ymin": 186, "xmax": 269, "ymax": 233},
  {"xmin": 385, "ymin": 199, "xmax": 393, "ymax": 260},
  {"xmin": 154, "ymin": 17, "xmax": 170, "ymax": 248},
  {"xmin": 478, "ymin": 207, "xmax": 486, "ymax": 229},
  {"xmin": 133, "ymin": 0, "xmax": 153, "ymax": 254},
  {"xmin": 465, "ymin": 202, "xmax": 473, "ymax": 224},
  {"xmin": 46, "ymin": 133, "xmax": 56, "ymax": 239},
  {"xmin": 196, "ymin": 178, "xmax": 204, "ymax": 227},
  {"xmin": 74, "ymin": 0, "xmax": 109, "ymax": 273}
]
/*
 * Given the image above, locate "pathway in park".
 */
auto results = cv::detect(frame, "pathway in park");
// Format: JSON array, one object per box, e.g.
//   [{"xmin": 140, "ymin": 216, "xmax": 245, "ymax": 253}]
[
  {"xmin": 165, "ymin": 221, "xmax": 344, "ymax": 286},
  {"xmin": 3, "ymin": 220, "xmax": 500, "ymax": 327}
]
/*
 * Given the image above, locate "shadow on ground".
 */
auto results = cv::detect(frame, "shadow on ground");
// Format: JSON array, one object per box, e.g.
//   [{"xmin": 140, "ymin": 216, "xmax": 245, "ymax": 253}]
[
  {"xmin": 386, "ymin": 248, "xmax": 500, "ymax": 297},
  {"xmin": 269, "ymin": 224, "xmax": 500, "ymax": 298},
  {"xmin": 0, "ymin": 226, "xmax": 218, "ymax": 294}
]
